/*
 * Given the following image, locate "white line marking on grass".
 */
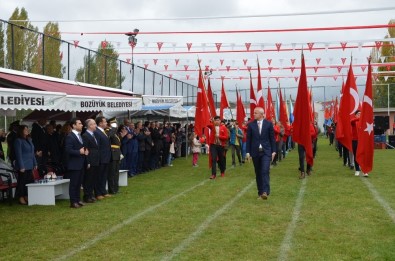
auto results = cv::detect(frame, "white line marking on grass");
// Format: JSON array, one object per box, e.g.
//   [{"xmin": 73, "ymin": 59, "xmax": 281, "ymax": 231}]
[
  {"xmin": 361, "ymin": 178, "xmax": 395, "ymax": 223},
  {"xmin": 161, "ymin": 181, "xmax": 255, "ymax": 261},
  {"xmin": 53, "ymin": 179, "xmax": 209, "ymax": 261},
  {"xmin": 278, "ymin": 177, "xmax": 307, "ymax": 261}
]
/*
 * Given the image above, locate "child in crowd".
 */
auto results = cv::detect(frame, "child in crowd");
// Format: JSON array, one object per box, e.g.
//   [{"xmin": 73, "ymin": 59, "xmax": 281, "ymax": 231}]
[
  {"xmin": 168, "ymin": 133, "xmax": 176, "ymax": 166},
  {"xmin": 190, "ymin": 132, "xmax": 202, "ymax": 167}
]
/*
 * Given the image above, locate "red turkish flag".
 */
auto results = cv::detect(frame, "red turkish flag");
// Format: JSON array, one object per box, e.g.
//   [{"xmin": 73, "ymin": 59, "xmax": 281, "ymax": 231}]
[
  {"xmin": 73, "ymin": 40, "xmax": 79, "ymax": 48},
  {"xmin": 194, "ymin": 68, "xmax": 211, "ymax": 137},
  {"xmin": 333, "ymin": 96, "xmax": 339, "ymax": 123},
  {"xmin": 219, "ymin": 80, "xmax": 230, "ymax": 120},
  {"xmin": 175, "ymin": 59, "xmax": 179, "ymax": 66},
  {"xmin": 279, "ymin": 87, "xmax": 288, "ymax": 128},
  {"xmin": 157, "ymin": 42, "xmax": 164, "ymax": 51},
  {"xmin": 207, "ymin": 79, "xmax": 217, "ymax": 117},
  {"xmin": 292, "ymin": 54, "xmax": 314, "ymax": 166},
  {"xmin": 215, "ymin": 43, "xmax": 222, "ymax": 51},
  {"xmin": 245, "ymin": 43, "xmax": 251, "ymax": 51},
  {"xmin": 256, "ymin": 60, "xmax": 265, "ymax": 108},
  {"xmin": 220, "ymin": 59, "xmax": 224, "ymax": 66},
  {"xmin": 236, "ymin": 90, "xmax": 247, "ymax": 125},
  {"xmin": 336, "ymin": 63, "xmax": 359, "ymax": 152},
  {"xmin": 266, "ymin": 85, "xmax": 275, "ymax": 121},
  {"xmin": 356, "ymin": 61, "xmax": 374, "ymax": 173},
  {"xmin": 186, "ymin": 43, "xmax": 192, "ymax": 51},
  {"xmin": 249, "ymin": 74, "xmax": 257, "ymax": 119}
]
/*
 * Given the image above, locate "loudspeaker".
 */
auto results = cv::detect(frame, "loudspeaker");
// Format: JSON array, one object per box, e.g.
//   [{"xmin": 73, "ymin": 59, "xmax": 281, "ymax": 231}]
[{"xmin": 374, "ymin": 116, "xmax": 389, "ymax": 130}]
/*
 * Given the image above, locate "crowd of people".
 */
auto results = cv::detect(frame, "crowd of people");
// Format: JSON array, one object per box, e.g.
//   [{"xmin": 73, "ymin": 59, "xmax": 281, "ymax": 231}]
[{"xmin": 0, "ymin": 109, "xmax": 324, "ymax": 206}]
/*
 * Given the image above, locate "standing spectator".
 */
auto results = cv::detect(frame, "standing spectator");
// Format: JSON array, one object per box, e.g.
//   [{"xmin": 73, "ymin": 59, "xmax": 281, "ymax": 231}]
[
  {"xmin": 272, "ymin": 119, "xmax": 280, "ymax": 166},
  {"xmin": 143, "ymin": 127, "xmax": 153, "ymax": 171},
  {"xmin": 240, "ymin": 121, "xmax": 248, "ymax": 163},
  {"xmin": 136, "ymin": 122, "xmax": 145, "ymax": 174},
  {"xmin": 7, "ymin": 121, "xmax": 20, "ymax": 167},
  {"xmin": 82, "ymin": 119, "xmax": 99, "ymax": 203},
  {"xmin": 14, "ymin": 125, "xmax": 37, "ymax": 205},
  {"xmin": 162, "ymin": 122, "xmax": 172, "ymax": 167},
  {"xmin": 229, "ymin": 120, "xmax": 243, "ymax": 167},
  {"xmin": 65, "ymin": 118, "xmax": 88, "ymax": 208},
  {"xmin": 121, "ymin": 121, "xmax": 138, "ymax": 177},
  {"xmin": 108, "ymin": 119, "xmax": 127, "ymax": 194},
  {"xmin": 94, "ymin": 116, "xmax": 112, "ymax": 199},
  {"xmin": 0, "ymin": 128, "xmax": 5, "ymax": 160},
  {"xmin": 190, "ymin": 132, "xmax": 202, "ymax": 167},
  {"xmin": 45, "ymin": 124, "xmax": 61, "ymax": 165},
  {"xmin": 175, "ymin": 127, "xmax": 184, "ymax": 158},
  {"xmin": 246, "ymin": 107, "xmax": 276, "ymax": 200},
  {"xmin": 167, "ymin": 133, "xmax": 176, "ymax": 167},
  {"xmin": 207, "ymin": 116, "xmax": 229, "ymax": 179},
  {"xmin": 150, "ymin": 121, "xmax": 162, "ymax": 170},
  {"xmin": 30, "ymin": 119, "xmax": 47, "ymax": 176}
]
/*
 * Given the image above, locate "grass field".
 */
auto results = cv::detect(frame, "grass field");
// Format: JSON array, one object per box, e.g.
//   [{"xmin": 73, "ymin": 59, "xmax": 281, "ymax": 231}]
[{"xmin": 1, "ymin": 137, "xmax": 395, "ymax": 261}]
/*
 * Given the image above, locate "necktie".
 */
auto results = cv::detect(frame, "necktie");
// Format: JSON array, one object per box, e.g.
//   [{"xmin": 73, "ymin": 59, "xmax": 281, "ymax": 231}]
[
  {"xmin": 78, "ymin": 133, "xmax": 83, "ymax": 144},
  {"xmin": 91, "ymin": 133, "xmax": 98, "ymax": 145},
  {"xmin": 258, "ymin": 121, "xmax": 261, "ymax": 135}
]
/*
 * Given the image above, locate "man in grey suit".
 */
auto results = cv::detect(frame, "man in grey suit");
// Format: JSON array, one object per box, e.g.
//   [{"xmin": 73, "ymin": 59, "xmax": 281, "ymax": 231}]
[
  {"xmin": 82, "ymin": 119, "xmax": 99, "ymax": 203},
  {"xmin": 246, "ymin": 107, "xmax": 276, "ymax": 200}
]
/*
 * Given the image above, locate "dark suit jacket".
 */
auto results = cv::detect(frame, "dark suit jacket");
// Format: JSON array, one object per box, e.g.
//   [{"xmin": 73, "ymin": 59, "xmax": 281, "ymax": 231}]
[
  {"xmin": 82, "ymin": 131, "xmax": 100, "ymax": 166},
  {"xmin": 14, "ymin": 138, "xmax": 37, "ymax": 170},
  {"xmin": 94, "ymin": 128, "xmax": 111, "ymax": 164},
  {"xmin": 108, "ymin": 128, "xmax": 122, "ymax": 161},
  {"xmin": 65, "ymin": 132, "xmax": 85, "ymax": 170},
  {"xmin": 31, "ymin": 122, "xmax": 47, "ymax": 153},
  {"xmin": 246, "ymin": 119, "xmax": 276, "ymax": 158}
]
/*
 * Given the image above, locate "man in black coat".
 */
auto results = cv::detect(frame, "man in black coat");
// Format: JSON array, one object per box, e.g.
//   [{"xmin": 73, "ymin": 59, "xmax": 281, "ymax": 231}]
[
  {"xmin": 94, "ymin": 116, "xmax": 112, "ymax": 200},
  {"xmin": 65, "ymin": 118, "xmax": 88, "ymax": 208},
  {"xmin": 82, "ymin": 119, "xmax": 100, "ymax": 203},
  {"xmin": 31, "ymin": 119, "xmax": 47, "ymax": 175}
]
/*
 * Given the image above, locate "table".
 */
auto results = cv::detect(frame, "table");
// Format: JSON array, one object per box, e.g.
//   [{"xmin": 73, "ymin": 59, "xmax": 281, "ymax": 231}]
[{"xmin": 26, "ymin": 179, "xmax": 70, "ymax": 206}]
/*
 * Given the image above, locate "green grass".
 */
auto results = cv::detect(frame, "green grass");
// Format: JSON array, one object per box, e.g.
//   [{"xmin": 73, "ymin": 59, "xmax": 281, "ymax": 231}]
[{"xmin": 0, "ymin": 138, "xmax": 394, "ymax": 261}]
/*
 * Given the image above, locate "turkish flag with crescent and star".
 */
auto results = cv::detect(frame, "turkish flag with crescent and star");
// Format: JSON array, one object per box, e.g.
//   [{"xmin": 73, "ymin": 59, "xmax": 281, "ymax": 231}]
[
  {"xmin": 336, "ymin": 62, "xmax": 359, "ymax": 152},
  {"xmin": 356, "ymin": 60, "xmax": 374, "ymax": 174}
]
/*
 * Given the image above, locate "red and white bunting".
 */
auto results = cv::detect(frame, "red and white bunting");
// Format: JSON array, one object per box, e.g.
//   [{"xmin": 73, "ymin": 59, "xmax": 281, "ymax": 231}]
[
  {"xmin": 384, "ymin": 76, "xmax": 389, "ymax": 81},
  {"xmin": 307, "ymin": 42, "xmax": 314, "ymax": 51},
  {"xmin": 130, "ymin": 42, "xmax": 136, "ymax": 48},
  {"xmin": 198, "ymin": 59, "xmax": 202, "ymax": 64},
  {"xmin": 157, "ymin": 42, "xmax": 164, "ymax": 51},
  {"xmin": 164, "ymin": 65, "xmax": 169, "ymax": 70},
  {"xmin": 101, "ymin": 41, "xmax": 107, "ymax": 49},
  {"xmin": 243, "ymin": 59, "xmax": 248, "ymax": 66},
  {"xmin": 169, "ymin": 74, "xmax": 173, "ymax": 78},
  {"xmin": 375, "ymin": 41, "xmax": 383, "ymax": 50},
  {"xmin": 247, "ymin": 66, "xmax": 252, "ymax": 72},
  {"xmin": 226, "ymin": 66, "xmax": 231, "ymax": 72},
  {"xmin": 73, "ymin": 40, "xmax": 79, "ymax": 48},
  {"xmin": 337, "ymin": 66, "xmax": 342, "ymax": 73},
  {"xmin": 291, "ymin": 59, "xmax": 296, "ymax": 65},
  {"xmin": 215, "ymin": 43, "xmax": 222, "ymax": 52},
  {"xmin": 175, "ymin": 59, "xmax": 179, "ymax": 66},
  {"xmin": 220, "ymin": 59, "xmax": 224, "ymax": 66},
  {"xmin": 361, "ymin": 65, "xmax": 367, "ymax": 72},
  {"xmin": 373, "ymin": 74, "xmax": 378, "ymax": 81},
  {"xmin": 313, "ymin": 67, "xmax": 319, "ymax": 73},
  {"xmin": 274, "ymin": 77, "xmax": 280, "ymax": 82},
  {"xmin": 245, "ymin": 42, "xmax": 251, "ymax": 51},
  {"xmin": 294, "ymin": 77, "xmax": 299, "ymax": 82},
  {"xmin": 340, "ymin": 42, "xmax": 347, "ymax": 51},
  {"xmin": 267, "ymin": 59, "xmax": 272, "ymax": 65},
  {"xmin": 316, "ymin": 58, "xmax": 321, "ymax": 65},
  {"xmin": 313, "ymin": 76, "xmax": 317, "ymax": 82},
  {"xmin": 184, "ymin": 65, "xmax": 189, "ymax": 71},
  {"xmin": 144, "ymin": 64, "xmax": 149, "ymax": 69},
  {"xmin": 221, "ymin": 76, "xmax": 225, "ymax": 81},
  {"xmin": 186, "ymin": 43, "xmax": 192, "ymax": 51},
  {"xmin": 126, "ymin": 58, "xmax": 131, "ymax": 64},
  {"xmin": 186, "ymin": 75, "xmax": 190, "ymax": 80},
  {"xmin": 275, "ymin": 43, "xmax": 282, "ymax": 52},
  {"xmin": 268, "ymin": 67, "xmax": 273, "ymax": 72},
  {"xmin": 239, "ymin": 76, "xmax": 243, "ymax": 80},
  {"xmin": 290, "ymin": 67, "xmax": 295, "ymax": 73},
  {"xmin": 153, "ymin": 59, "xmax": 158, "ymax": 65},
  {"xmin": 205, "ymin": 65, "xmax": 210, "ymax": 71},
  {"xmin": 341, "ymin": 58, "xmax": 347, "ymax": 65},
  {"xmin": 355, "ymin": 76, "xmax": 358, "ymax": 81},
  {"xmin": 333, "ymin": 76, "xmax": 338, "ymax": 81},
  {"xmin": 387, "ymin": 65, "xmax": 391, "ymax": 71}
]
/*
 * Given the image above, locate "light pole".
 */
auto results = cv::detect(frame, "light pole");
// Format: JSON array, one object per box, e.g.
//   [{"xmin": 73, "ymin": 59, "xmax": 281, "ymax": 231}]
[{"xmin": 125, "ymin": 28, "xmax": 139, "ymax": 69}]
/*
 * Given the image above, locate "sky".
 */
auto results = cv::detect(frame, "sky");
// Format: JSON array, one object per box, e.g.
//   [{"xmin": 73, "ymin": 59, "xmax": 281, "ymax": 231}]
[{"xmin": 2, "ymin": 0, "xmax": 395, "ymax": 102}]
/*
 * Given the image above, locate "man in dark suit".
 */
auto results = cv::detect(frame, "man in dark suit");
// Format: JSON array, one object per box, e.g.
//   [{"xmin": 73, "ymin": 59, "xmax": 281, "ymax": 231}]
[
  {"xmin": 94, "ymin": 116, "xmax": 112, "ymax": 200},
  {"xmin": 65, "ymin": 118, "xmax": 88, "ymax": 208},
  {"xmin": 246, "ymin": 107, "xmax": 276, "ymax": 200},
  {"xmin": 82, "ymin": 119, "xmax": 99, "ymax": 203},
  {"xmin": 31, "ymin": 119, "xmax": 47, "ymax": 175}
]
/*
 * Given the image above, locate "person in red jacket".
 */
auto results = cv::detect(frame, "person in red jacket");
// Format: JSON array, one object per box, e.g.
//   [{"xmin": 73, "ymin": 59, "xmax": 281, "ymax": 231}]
[
  {"xmin": 351, "ymin": 110, "xmax": 363, "ymax": 176},
  {"xmin": 207, "ymin": 116, "xmax": 229, "ymax": 179},
  {"xmin": 272, "ymin": 119, "xmax": 280, "ymax": 166}
]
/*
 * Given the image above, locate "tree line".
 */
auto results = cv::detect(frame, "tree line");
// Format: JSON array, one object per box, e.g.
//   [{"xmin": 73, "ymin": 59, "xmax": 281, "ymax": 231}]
[{"xmin": 0, "ymin": 7, "xmax": 123, "ymax": 87}]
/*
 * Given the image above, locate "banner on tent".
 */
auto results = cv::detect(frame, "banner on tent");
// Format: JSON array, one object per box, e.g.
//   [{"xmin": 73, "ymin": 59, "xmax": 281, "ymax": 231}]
[
  {"xmin": 142, "ymin": 95, "xmax": 183, "ymax": 106},
  {"xmin": 66, "ymin": 95, "xmax": 142, "ymax": 112},
  {"xmin": 0, "ymin": 87, "xmax": 66, "ymax": 111}
]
